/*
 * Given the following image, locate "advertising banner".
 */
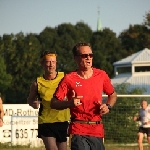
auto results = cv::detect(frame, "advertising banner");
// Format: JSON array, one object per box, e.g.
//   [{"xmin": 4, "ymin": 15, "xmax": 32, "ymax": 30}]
[{"xmin": 0, "ymin": 104, "xmax": 43, "ymax": 147}]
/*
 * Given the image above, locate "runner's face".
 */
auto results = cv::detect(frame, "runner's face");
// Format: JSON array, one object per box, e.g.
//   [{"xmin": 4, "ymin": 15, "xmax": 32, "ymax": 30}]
[
  {"xmin": 42, "ymin": 57, "xmax": 56, "ymax": 74},
  {"xmin": 141, "ymin": 101, "xmax": 148, "ymax": 109},
  {"xmin": 75, "ymin": 46, "xmax": 93, "ymax": 70}
]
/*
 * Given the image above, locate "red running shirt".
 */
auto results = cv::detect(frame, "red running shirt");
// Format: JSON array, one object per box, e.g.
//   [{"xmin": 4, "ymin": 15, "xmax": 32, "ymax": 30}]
[{"xmin": 54, "ymin": 68, "xmax": 114, "ymax": 137}]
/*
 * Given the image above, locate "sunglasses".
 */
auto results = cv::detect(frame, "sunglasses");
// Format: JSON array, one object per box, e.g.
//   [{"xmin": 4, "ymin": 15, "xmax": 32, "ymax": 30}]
[{"xmin": 76, "ymin": 53, "xmax": 93, "ymax": 58}]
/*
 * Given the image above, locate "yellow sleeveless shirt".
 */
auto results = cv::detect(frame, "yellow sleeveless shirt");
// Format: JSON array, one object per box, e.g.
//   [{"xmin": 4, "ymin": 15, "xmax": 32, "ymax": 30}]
[{"xmin": 37, "ymin": 72, "xmax": 70, "ymax": 124}]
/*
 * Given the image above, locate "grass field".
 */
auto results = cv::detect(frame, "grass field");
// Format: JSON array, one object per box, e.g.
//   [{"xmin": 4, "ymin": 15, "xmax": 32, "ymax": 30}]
[
  {"xmin": 0, "ymin": 147, "xmax": 149, "ymax": 150},
  {"xmin": 0, "ymin": 142, "xmax": 150, "ymax": 150},
  {"xmin": 0, "ymin": 145, "xmax": 150, "ymax": 150}
]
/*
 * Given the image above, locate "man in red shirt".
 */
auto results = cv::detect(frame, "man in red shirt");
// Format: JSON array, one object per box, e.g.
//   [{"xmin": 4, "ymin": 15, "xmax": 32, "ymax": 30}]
[{"xmin": 51, "ymin": 42, "xmax": 117, "ymax": 150}]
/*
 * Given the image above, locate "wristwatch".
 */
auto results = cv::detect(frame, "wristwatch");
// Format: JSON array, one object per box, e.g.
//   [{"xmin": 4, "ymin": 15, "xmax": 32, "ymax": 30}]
[{"xmin": 106, "ymin": 104, "xmax": 112, "ymax": 111}]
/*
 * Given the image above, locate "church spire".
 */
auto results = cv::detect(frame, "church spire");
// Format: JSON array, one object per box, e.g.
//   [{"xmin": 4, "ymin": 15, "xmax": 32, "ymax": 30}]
[{"xmin": 97, "ymin": 7, "xmax": 103, "ymax": 32}]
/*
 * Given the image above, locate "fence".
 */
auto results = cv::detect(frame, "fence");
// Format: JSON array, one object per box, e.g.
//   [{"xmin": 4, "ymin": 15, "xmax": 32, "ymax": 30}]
[
  {"xmin": 102, "ymin": 94, "xmax": 150, "ymax": 148},
  {"xmin": 0, "ymin": 96, "xmax": 150, "ymax": 149}
]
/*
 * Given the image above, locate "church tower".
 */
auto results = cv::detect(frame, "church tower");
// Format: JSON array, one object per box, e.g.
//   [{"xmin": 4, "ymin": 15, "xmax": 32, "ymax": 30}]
[{"xmin": 97, "ymin": 7, "xmax": 103, "ymax": 32}]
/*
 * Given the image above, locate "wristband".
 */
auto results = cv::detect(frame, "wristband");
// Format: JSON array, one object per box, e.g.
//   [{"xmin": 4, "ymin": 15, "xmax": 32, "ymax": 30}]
[{"xmin": 106, "ymin": 104, "xmax": 112, "ymax": 111}]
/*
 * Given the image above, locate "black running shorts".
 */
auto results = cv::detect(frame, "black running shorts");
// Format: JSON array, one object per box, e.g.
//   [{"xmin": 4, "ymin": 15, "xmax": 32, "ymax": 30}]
[
  {"xmin": 139, "ymin": 127, "xmax": 150, "ymax": 137},
  {"xmin": 38, "ymin": 121, "xmax": 69, "ymax": 142}
]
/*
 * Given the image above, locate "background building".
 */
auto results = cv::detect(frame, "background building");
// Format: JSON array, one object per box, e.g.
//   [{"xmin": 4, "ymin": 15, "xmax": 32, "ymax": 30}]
[{"xmin": 111, "ymin": 48, "xmax": 150, "ymax": 94}]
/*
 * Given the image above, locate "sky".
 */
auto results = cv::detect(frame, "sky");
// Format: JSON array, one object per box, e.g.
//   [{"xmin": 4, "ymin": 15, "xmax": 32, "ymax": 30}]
[{"xmin": 0, "ymin": 0, "xmax": 150, "ymax": 37}]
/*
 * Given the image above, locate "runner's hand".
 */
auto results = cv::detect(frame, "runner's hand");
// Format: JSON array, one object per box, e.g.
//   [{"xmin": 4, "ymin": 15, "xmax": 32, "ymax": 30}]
[
  {"xmin": 72, "ymin": 90, "xmax": 82, "ymax": 106},
  {"xmin": 98, "ymin": 101, "xmax": 109, "ymax": 114},
  {"xmin": 32, "ymin": 98, "xmax": 40, "ymax": 109}
]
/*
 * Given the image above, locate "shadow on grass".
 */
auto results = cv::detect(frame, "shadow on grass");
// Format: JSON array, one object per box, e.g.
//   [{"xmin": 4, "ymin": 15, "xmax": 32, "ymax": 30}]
[{"xmin": 0, "ymin": 142, "xmax": 45, "ymax": 150}]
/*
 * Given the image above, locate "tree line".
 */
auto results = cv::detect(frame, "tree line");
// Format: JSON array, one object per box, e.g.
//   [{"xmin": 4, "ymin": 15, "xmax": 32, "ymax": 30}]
[{"xmin": 0, "ymin": 12, "xmax": 150, "ymax": 104}]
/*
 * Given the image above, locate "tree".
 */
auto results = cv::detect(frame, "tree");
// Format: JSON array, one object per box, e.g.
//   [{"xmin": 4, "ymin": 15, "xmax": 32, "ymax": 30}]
[
  {"xmin": 38, "ymin": 27, "xmax": 58, "ymax": 51},
  {"xmin": 143, "ymin": 11, "xmax": 150, "ymax": 28},
  {"xmin": 119, "ymin": 25, "xmax": 150, "ymax": 54},
  {"xmin": 91, "ymin": 28, "xmax": 123, "ymax": 77},
  {"xmin": 3, "ymin": 33, "xmax": 42, "ymax": 103},
  {"xmin": 119, "ymin": 12, "xmax": 150, "ymax": 56},
  {"xmin": 75, "ymin": 21, "xmax": 92, "ymax": 43},
  {"xmin": 0, "ymin": 55, "xmax": 12, "ymax": 101}
]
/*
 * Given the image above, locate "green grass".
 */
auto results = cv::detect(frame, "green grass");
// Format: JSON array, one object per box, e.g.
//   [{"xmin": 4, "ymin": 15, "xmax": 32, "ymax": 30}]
[{"xmin": 0, "ymin": 143, "xmax": 149, "ymax": 150}]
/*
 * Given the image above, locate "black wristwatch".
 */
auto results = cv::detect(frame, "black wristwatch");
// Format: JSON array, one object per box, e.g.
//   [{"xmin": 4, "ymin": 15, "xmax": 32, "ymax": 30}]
[{"xmin": 106, "ymin": 104, "xmax": 112, "ymax": 111}]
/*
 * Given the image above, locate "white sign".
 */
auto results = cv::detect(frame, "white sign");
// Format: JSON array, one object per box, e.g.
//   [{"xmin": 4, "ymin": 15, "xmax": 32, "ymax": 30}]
[{"xmin": 0, "ymin": 104, "xmax": 43, "ymax": 147}]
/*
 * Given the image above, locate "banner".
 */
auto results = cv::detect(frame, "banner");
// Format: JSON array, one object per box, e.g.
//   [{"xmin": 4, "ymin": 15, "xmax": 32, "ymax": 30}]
[{"xmin": 0, "ymin": 104, "xmax": 43, "ymax": 147}]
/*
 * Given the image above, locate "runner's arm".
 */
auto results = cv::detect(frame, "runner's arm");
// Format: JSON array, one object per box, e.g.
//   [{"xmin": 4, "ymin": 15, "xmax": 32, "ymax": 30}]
[{"xmin": 27, "ymin": 81, "xmax": 39, "ymax": 109}]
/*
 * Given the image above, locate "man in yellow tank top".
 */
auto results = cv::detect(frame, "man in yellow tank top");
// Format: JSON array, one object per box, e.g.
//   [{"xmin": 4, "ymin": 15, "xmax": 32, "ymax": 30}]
[{"xmin": 27, "ymin": 51, "xmax": 70, "ymax": 150}]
